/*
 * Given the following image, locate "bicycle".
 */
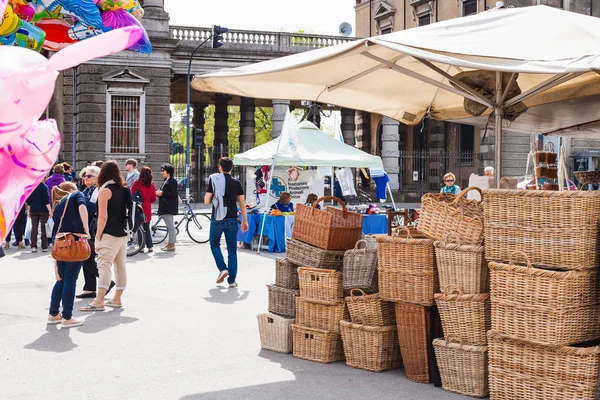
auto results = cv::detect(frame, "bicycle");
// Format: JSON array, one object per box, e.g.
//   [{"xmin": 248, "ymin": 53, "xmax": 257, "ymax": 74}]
[{"xmin": 149, "ymin": 196, "xmax": 212, "ymax": 245}]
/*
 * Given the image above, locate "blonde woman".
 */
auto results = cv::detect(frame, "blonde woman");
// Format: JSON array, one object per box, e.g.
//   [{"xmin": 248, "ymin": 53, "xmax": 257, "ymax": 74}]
[{"xmin": 441, "ymin": 172, "xmax": 461, "ymax": 195}]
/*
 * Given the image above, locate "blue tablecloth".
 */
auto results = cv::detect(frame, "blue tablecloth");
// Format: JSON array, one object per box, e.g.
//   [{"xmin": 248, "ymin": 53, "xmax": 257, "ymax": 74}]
[{"xmin": 238, "ymin": 213, "xmax": 388, "ymax": 253}]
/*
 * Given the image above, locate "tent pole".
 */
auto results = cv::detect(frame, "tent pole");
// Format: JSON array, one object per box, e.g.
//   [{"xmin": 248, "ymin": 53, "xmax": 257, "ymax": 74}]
[
  {"xmin": 386, "ymin": 183, "xmax": 396, "ymax": 210},
  {"xmin": 494, "ymin": 71, "xmax": 504, "ymax": 188}
]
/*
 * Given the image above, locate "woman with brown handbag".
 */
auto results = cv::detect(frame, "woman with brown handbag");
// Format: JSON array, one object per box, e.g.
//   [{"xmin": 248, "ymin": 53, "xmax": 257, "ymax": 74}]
[
  {"xmin": 48, "ymin": 182, "xmax": 90, "ymax": 328},
  {"xmin": 81, "ymin": 161, "xmax": 130, "ymax": 312}
]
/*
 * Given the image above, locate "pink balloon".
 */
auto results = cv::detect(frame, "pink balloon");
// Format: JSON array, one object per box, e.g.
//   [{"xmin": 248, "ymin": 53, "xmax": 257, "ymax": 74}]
[{"xmin": 0, "ymin": 0, "xmax": 6, "ymax": 17}]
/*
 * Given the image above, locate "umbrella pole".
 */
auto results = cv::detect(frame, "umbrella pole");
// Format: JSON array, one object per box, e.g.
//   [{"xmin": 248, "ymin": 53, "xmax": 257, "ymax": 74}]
[
  {"xmin": 257, "ymin": 171, "xmax": 274, "ymax": 254},
  {"xmin": 494, "ymin": 72, "xmax": 504, "ymax": 188}
]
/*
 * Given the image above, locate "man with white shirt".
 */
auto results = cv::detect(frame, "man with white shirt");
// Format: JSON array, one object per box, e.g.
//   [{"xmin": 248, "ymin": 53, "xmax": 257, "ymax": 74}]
[{"xmin": 125, "ymin": 159, "xmax": 140, "ymax": 188}]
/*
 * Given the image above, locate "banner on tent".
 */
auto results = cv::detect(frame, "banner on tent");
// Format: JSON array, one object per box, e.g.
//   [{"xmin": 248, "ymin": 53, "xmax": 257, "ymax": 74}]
[{"xmin": 246, "ymin": 167, "xmax": 324, "ymax": 207}]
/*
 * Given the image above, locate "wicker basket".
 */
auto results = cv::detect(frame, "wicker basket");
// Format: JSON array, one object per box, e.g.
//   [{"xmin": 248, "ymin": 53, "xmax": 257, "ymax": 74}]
[
  {"xmin": 285, "ymin": 238, "xmax": 345, "ymax": 271},
  {"xmin": 267, "ymin": 284, "xmax": 299, "ymax": 318},
  {"xmin": 574, "ymin": 170, "xmax": 600, "ymax": 185},
  {"xmin": 489, "ymin": 251, "xmax": 600, "ymax": 345},
  {"xmin": 433, "ymin": 337, "xmax": 488, "ymax": 398},
  {"xmin": 434, "ymin": 232, "xmax": 488, "ymax": 294},
  {"xmin": 345, "ymin": 289, "xmax": 395, "ymax": 327},
  {"xmin": 343, "ymin": 240, "xmax": 378, "ymax": 293},
  {"xmin": 377, "ymin": 227, "xmax": 437, "ymax": 306},
  {"xmin": 340, "ymin": 320, "xmax": 402, "ymax": 372},
  {"xmin": 292, "ymin": 324, "xmax": 344, "ymax": 363},
  {"xmin": 275, "ymin": 258, "xmax": 299, "ymax": 289},
  {"xmin": 296, "ymin": 297, "xmax": 348, "ymax": 333},
  {"xmin": 293, "ymin": 196, "xmax": 363, "ymax": 251},
  {"xmin": 394, "ymin": 302, "xmax": 432, "ymax": 383},
  {"xmin": 484, "ymin": 189, "xmax": 600, "ymax": 269},
  {"xmin": 488, "ymin": 331, "xmax": 600, "ymax": 400},
  {"xmin": 257, "ymin": 313, "xmax": 295, "ymax": 353},
  {"xmin": 298, "ymin": 267, "xmax": 343, "ymax": 302},
  {"xmin": 418, "ymin": 187, "xmax": 485, "ymax": 245},
  {"xmin": 434, "ymin": 286, "xmax": 491, "ymax": 345}
]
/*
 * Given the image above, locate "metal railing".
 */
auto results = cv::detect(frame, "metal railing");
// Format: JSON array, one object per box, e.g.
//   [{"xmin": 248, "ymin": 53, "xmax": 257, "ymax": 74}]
[{"xmin": 170, "ymin": 26, "xmax": 355, "ymax": 53}]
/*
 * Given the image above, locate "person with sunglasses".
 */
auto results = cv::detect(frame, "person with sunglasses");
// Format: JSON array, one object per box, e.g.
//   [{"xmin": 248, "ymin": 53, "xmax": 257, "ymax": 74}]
[{"xmin": 441, "ymin": 172, "xmax": 461, "ymax": 195}]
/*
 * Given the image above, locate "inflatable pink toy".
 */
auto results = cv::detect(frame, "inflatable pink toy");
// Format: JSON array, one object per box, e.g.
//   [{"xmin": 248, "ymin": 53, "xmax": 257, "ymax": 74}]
[{"xmin": 0, "ymin": 25, "xmax": 143, "ymax": 242}]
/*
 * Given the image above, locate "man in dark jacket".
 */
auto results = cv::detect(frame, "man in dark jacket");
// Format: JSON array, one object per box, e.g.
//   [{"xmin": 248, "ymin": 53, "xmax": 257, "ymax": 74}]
[
  {"xmin": 26, "ymin": 181, "xmax": 52, "ymax": 252},
  {"xmin": 156, "ymin": 163, "xmax": 179, "ymax": 251}
]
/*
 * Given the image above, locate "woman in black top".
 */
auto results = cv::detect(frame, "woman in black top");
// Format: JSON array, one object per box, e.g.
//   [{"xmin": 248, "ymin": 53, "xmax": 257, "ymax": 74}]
[
  {"xmin": 156, "ymin": 163, "xmax": 178, "ymax": 252},
  {"xmin": 81, "ymin": 161, "xmax": 130, "ymax": 311},
  {"xmin": 26, "ymin": 180, "xmax": 52, "ymax": 252}
]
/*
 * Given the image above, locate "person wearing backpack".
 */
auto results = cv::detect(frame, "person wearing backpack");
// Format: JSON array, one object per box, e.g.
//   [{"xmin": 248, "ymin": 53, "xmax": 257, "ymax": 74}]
[
  {"xmin": 131, "ymin": 166, "xmax": 157, "ymax": 253},
  {"xmin": 80, "ymin": 161, "xmax": 130, "ymax": 311}
]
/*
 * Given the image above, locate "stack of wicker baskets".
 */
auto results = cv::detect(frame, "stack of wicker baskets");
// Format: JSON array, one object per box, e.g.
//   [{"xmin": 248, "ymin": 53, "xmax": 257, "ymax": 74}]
[
  {"xmin": 257, "ymin": 258, "xmax": 300, "ymax": 354},
  {"xmin": 376, "ymin": 226, "xmax": 437, "ymax": 383},
  {"xmin": 432, "ymin": 231, "xmax": 490, "ymax": 398},
  {"xmin": 484, "ymin": 189, "xmax": 600, "ymax": 400}
]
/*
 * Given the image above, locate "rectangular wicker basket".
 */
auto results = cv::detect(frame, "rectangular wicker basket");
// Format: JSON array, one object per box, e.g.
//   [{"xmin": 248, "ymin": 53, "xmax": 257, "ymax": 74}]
[
  {"xmin": 488, "ymin": 331, "xmax": 600, "ymax": 400},
  {"xmin": 394, "ymin": 302, "xmax": 432, "ymax": 383},
  {"xmin": 295, "ymin": 297, "xmax": 348, "ymax": 334},
  {"xmin": 292, "ymin": 324, "xmax": 344, "ymax": 363},
  {"xmin": 298, "ymin": 267, "xmax": 343, "ymax": 302},
  {"xmin": 484, "ymin": 189, "xmax": 600, "ymax": 269},
  {"xmin": 293, "ymin": 196, "xmax": 363, "ymax": 251},
  {"xmin": 275, "ymin": 258, "xmax": 299, "ymax": 289},
  {"xmin": 340, "ymin": 320, "xmax": 402, "ymax": 372},
  {"xmin": 345, "ymin": 289, "xmax": 395, "ymax": 327},
  {"xmin": 257, "ymin": 313, "xmax": 294, "ymax": 353},
  {"xmin": 343, "ymin": 239, "xmax": 378, "ymax": 293},
  {"xmin": 286, "ymin": 238, "xmax": 345, "ymax": 271},
  {"xmin": 433, "ymin": 338, "xmax": 488, "ymax": 398},
  {"xmin": 434, "ymin": 233, "xmax": 488, "ymax": 294},
  {"xmin": 489, "ymin": 252, "xmax": 600, "ymax": 345},
  {"xmin": 267, "ymin": 284, "xmax": 299, "ymax": 318},
  {"xmin": 434, "ymin": 287, "xmax": 491, "ymax": 346}
]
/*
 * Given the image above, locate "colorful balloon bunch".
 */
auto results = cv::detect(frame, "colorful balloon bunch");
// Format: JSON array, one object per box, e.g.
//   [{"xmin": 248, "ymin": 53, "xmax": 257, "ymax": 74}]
[
  {"xmin": 0, "ymin": 0, "xmax": 151, "ymax": 53},
  {"xmin": 0, "ymin": 0, "xmax": 142, "ymax": 241}
]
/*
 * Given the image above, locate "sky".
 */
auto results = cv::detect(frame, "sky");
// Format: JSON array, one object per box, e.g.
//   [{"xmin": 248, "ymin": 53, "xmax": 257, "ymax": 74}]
[{"xmin": 164, "ymin": 0, "xmax": 356, "ymax": 36}]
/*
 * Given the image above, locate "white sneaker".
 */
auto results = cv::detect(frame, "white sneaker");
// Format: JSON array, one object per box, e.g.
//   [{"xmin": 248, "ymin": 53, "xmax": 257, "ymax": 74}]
[
  {"xmin": 228, "ymin": 282, "xmax": 238, "ymax": 288},
  {"xmin": 31, "ymin": 248, "xmax": 37, "ymax": 253},
  {"xmin": 42, "ymin": 248, "xmax": 48, "ymax": 253},
  {"xmin": 61, "ymin": 318, "xmax": 83, "ymax": 328},
  {"xmin": 47, "ymin": 314, "xmax": 62, "ymax": 325},
  {"xmin": 216, "ymin": 270, "xmax": 229, "ymax": 284}
]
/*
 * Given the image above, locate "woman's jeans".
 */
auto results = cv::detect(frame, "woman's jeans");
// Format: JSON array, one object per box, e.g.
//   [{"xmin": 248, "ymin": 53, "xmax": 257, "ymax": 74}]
[
  {"xmin": 163, "ymin": 214, "xmax": 177, "ymax": 244},
  {"xmin": 209, "ymin": 218, "xmax": 239, "ymax": 285},
  {"xmin": 49, "ymin": 261, "xmax": 82, "ymax": 320},
  {"xmin": 143, "ymin": 221, "xmax": 153, "ymax": 249}
]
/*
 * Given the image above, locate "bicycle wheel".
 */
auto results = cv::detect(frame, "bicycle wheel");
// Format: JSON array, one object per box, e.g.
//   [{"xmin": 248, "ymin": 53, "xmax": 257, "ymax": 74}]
[
  {"xmin": 126, "ymin": 229, "xmax": 145, "ymax": 257},
  {"xmin": 186, "ymin": 213, "xmax": 212, "ymax": 244},
  {"xmin": 150, "ymin": 215, "xmax": 168, "ymax": 245}
]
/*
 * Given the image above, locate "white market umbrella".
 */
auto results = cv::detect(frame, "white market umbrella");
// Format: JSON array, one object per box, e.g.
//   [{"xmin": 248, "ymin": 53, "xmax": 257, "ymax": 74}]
[{"xmin": 193, "ymin": 5, "xmax": 600, "ymax": 183}]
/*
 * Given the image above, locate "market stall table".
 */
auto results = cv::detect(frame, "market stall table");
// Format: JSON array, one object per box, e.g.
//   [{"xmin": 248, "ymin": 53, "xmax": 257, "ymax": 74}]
[{"xmin": 237, "ymin": 213, "xmax": 388, "ymax": 253}]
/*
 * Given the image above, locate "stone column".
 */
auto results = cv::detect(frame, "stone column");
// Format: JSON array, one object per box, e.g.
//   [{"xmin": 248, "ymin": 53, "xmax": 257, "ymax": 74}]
[
  {"xmin": 341, "ymin": 108, "xmax": 356, "ymax": 146},
  {"xmin": 355, "ymin": 111, "xmax": 371, "ymax": 153},
  {"xmin": 271, "ymin": 99, "xmax": 290, "ymax": 138},
  {"xmin": 141, "ymin": 0, "xmax": 170, "ymax": 39},
  {"xmin": 240, "ymin": 97, "xmax": 256, "ymax": 151},
  {"xmin": 381, "ymin": 117, "xmax": 400, "ymax": 190},
  {"xmin": 212, "ymin": 94, "xmax": 231, "ymax": 152}
]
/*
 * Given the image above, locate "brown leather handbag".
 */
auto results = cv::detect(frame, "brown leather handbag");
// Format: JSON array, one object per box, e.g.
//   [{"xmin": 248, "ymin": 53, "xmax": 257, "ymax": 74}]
[{"xmin": 51, "ymin": 194, "xmax": 91, "ymax": 262}]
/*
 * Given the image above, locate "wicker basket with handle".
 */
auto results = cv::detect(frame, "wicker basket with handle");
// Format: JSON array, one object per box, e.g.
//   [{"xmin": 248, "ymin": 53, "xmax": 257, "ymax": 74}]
[
  {"xmin": 434, "ymin": 232, "xmax": 488, "ymax": 294},
  {"xmin": 295, "ymin": 297, "xmax": 348, "ymax": 333},
  {"xmin": 275, "ymin": 258, "xmax": 299, "ymax": 289},
  {"xmin": 293, "ymin": 196, "xmax": 363, "ymax": 251},
  {"xmin": 267, "ymin": 284, "xmax": 299, "ymax": 318},
  {"xmin": 417, "ymin": 186, "xmax": 485, "ymax": 245},
  {"xmin": 434, "ymin": 285, "xmax": 491, "ymax": 346},
  {"xmin": 377, "ymin": 227, "xmax": 437, "ymax": 306},
  {"xmin": 394, "ymin": 302, "xmax": 432, "ymax": 383},
  {"xmin": 257, "ymin": 312, "xmax": 295, "ymax": 353},
  {"xmin": 343, "ymin": 239, "xmax": 378, "ymax": 293},
  {"xmin": 340, "ymin": 320, "xmax": 402, "ymax": 372},
  {"xmin": 488, "ymin": 331, "xmax": 600, "ymax": 400},
  {"xmin": 489, "ymin": 251, "xmax": 600, "ymax": 345},
  {"xmin": 345, "ymin": 289, "xmax": 395, "ymax": 327},
  {"xmin": 298, "ymin": 267, "xmax": 343, "ymax": 302},
  {"xmin": 484, "ymin": 189, "xmax": 600, "ymax": 269},
  {"xmin": 433, "ymin": 336, "xmax": 488, "ymax": 398},
  {"xmin": 292, "ymin": 324, "xmax": 344, "ymax": 363},
  {"xmin": 285, "ymin": 238, "xmax": 345, "ymax": 271}
]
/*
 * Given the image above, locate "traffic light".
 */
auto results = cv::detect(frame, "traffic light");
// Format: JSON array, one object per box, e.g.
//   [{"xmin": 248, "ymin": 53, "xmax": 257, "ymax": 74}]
[
  {"xmin": 211, "ymin": 25, "xmax": 228, "ymax": 49},
  {"xmin": 192, "ymin": 127, "xmax": 205, "ymax": 148}
]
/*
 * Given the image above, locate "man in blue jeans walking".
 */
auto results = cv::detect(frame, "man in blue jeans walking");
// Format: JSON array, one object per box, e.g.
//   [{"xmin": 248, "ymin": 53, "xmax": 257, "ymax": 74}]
[{"xmin": 205, "ymin": 157, "xmax": 248, "ymax": 288}]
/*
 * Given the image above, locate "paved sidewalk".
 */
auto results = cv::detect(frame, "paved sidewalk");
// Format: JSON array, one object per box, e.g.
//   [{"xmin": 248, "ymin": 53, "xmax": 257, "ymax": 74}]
[{"xmin": 0, "ymin": 242, "xmax": 468, "ymax": 400}]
